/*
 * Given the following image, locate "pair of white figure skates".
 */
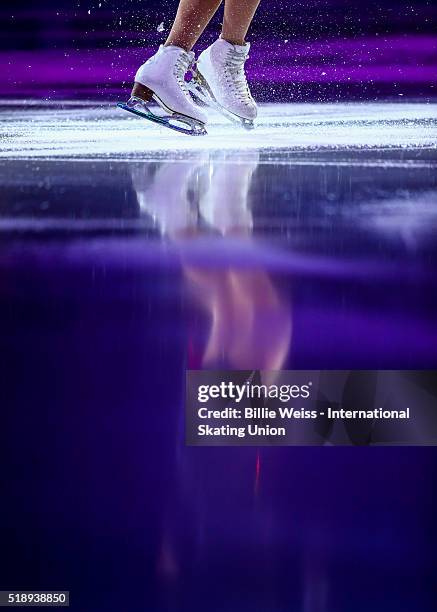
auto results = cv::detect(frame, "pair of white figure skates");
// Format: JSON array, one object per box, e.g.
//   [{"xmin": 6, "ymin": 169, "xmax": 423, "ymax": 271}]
[{"xmin": 118, "ymin": 38, "xmax": 257, "ymax": 136}]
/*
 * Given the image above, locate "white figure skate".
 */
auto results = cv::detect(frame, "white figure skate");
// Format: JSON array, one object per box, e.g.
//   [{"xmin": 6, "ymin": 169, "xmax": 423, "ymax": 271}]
[
  {"xmin": 189, "ymin": 38, "xmax": 257, "ymax": 130},
  {"xmin": 118, "ymin": 45, "xmax": 208, "ymax": 136}
]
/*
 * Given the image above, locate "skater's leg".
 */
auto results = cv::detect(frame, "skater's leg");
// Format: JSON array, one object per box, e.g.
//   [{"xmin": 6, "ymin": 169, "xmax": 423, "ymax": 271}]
[
  {"xmin": 193, "ymin": 0, "xmax": 260, "ymax": 124},
  {"xmin": 165, "ymin": 0, "xmax": 223, "ymax": 51},
  {"xmin": 129, "ymin": 0, "xmax": 223, "ymax": 128},
  {"xmin": 221, "ymin": 0, "xmax": 261, "ymax": 46}
]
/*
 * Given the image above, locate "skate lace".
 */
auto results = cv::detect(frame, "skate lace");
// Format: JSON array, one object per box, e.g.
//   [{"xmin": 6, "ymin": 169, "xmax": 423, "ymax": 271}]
[
  {"xmin": 224, "ymin": 49, "xmax": 252, "ymax": 104},
  {"xmin": 174, "ymin": 52, "xmax": 194, "ymax": 99}
]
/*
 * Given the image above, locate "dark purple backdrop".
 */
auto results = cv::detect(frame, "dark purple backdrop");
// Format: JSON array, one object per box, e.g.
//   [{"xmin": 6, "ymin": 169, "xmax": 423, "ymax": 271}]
[{"xmin": 2, "ymin": 0, "xmax": 436, "ymax": 100}]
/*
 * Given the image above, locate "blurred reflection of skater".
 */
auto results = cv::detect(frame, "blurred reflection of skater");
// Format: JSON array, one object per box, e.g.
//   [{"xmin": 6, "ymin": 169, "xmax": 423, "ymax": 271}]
[{"xmin": 130, "ymin": 151, "xmax": 292, "ymax": 371}]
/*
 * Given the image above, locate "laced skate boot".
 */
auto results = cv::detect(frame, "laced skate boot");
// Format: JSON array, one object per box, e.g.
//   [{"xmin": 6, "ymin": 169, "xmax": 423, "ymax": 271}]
[
  {"xmin": 190, "ymin": 37, "xmax": 257, "ymax": 129},
  {"xmin": 118, "ymin": 45, "xmax": 208, "ymax": 136}
]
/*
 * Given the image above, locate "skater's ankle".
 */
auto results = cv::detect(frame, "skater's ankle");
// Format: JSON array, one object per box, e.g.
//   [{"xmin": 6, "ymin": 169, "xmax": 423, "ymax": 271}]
[
  {"xmin": 164, "ymin": 39, "xmax": 193, "ymax": 53},
  {"xmin": 220, "ymin": 34, "xmax": 246, "ymax": 47}
]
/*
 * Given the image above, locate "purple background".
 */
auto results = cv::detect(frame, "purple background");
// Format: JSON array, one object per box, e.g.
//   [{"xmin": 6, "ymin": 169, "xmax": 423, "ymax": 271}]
[{"xmin": 2, "ymin": 0, "xmax": 436, "ymax": 100}]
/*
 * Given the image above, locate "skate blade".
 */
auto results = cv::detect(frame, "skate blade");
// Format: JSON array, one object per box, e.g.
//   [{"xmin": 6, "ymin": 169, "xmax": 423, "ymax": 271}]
[
  {"xmin": 188, "ymin": 72, "xmax": 255, "ymax": 131},
  {"xmin": 117, "ymin": 97, "xmax": 207, "ymax": 136}
]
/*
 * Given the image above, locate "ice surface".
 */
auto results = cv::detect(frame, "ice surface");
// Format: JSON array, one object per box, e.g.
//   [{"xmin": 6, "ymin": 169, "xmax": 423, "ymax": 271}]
[
  {"xmin": 0, "ymin": 101, "xmax": 435, "ymax": 161},
  {"xmin": 1, "ymin": 99, "xmax": 436, "ymax": 372}
]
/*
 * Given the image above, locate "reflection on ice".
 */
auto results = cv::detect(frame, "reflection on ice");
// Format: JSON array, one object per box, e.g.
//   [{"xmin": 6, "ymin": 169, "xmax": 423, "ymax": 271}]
[
  {"xmin": 0, "ymin": 101, "xmax": 436, "ymax": 612},
  {"xmin": 130, "ymin": 151, "xmax": 292, "ymax": 370},
  {"xmin": 0, "ymin": 101, "xmax": 436, "ymax": 371}
]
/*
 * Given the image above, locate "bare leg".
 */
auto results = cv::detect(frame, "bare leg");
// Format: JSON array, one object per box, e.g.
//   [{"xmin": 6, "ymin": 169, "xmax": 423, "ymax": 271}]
[
  {"xmin": 165, "ymin": 0, "xmax": 223, "ymax": 51},
  {"xmin": 133, "ymin": 0, "xmax": 222, "ymax": 102},
  {"xmin": 222, "ymin": 0, "xmax": 261, "ymax": 45},
  {"xmin": 132, "ymin": 0, "xmax": 260, "ymax": 109}
]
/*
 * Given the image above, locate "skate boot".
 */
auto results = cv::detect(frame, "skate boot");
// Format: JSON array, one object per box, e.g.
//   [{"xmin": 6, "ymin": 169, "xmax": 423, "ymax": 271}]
[
  {"xmin": 118, "ymin": 45, "xmax": 208, "ymax": 136},
  {"xmin": 190, "ymin": 37, "xmax": 257, "ymax": 129}
]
